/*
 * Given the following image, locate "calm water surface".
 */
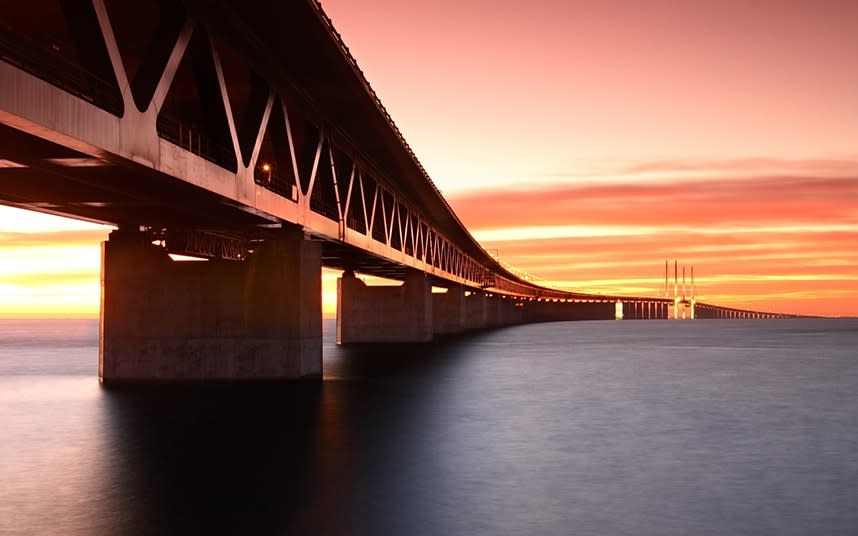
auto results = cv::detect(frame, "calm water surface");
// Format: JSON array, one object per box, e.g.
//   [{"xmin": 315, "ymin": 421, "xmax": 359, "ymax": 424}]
[{"xmin": 1, "ymin": 318, "xmax": 857, "ymax": 535}]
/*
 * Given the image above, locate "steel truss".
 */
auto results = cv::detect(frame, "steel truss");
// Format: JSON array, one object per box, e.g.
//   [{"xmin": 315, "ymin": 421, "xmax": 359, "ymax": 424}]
[{"xmin": 0, "ymin": 0, "xmax": 578, "ymax": 298}]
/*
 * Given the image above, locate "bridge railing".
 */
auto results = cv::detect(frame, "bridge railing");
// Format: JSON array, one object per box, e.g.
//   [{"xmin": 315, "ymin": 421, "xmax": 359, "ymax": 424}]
[
  {"xmin": 156, "ymin": 115, "xmax": 237, "ymax": 172},
  {"xmin": 254, "ymin": 169, "xmax": 298, "ymax": 201},
  {"xmin": 0, "ymin": 25, "xmax": 123, "ymax": 116}
]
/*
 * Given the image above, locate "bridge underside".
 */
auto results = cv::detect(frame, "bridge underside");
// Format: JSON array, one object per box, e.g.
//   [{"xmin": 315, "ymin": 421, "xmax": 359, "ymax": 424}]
[
  {"xmin": 0, "ymin": 122, "xmax": 270, "ymax": 228},
  {"xmin": 0, "ymin": 122, "xmax": 446, "ymax": 283}
]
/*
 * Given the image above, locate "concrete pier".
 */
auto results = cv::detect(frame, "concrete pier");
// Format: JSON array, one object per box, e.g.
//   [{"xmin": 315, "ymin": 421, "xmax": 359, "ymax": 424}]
[
  {"xmin": 623, "ymin": 301, "xmax": 637, "ymax": 320},
  {"xmin": 433, "ymin": 285, "xmax": 466, "ymax": 335},
  {"xmin": 485, "ymin": 296, "xmax": 501, "ymax": 327},
  {"xmin": 99, "ymin": 229, "xmax": 322, "ymax": 383},
  {"xmin": 493, "ymin": 296, "xmax": 524, "ymax": 327},
  {"xmin": 463, "ymin": 292, "xmax": 489, "ymax": 330},
  {"xmin": 337, "ymin": 271, "xmax": 432, "ymax": 343},
  {"xmin": 524, "ymin": 300, "xmax": 616, "ymax": 322}
]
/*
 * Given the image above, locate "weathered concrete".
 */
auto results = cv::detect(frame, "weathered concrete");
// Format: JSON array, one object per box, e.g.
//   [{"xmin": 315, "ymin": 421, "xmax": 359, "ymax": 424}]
[
  {"xmin": 486, "ymin": 296, "xmax": 522, "ymax": 327},
  {"xmin": 524, "ymin": 300, "xmax": 616, "ymax": 322},
  {"xmin": 623, "ymin": 301, "xmax": 637, "ymax": 320},
  {"xmin": 433, "ymin": 285, "xmax": 466, "ymax": 335},
  {"xmin": 337, "ymin": 271, "xmax": 432, "ymax": 343},
  {"xmin": 498, "ymin": 297, "xmax": 525, "ymax": 326},
  {"xmin": 484, "ymin": 295, "xmax": 501, "ymax": 328},
  {"xmin": 463, "ymin": 292, "xmax": 489, "ymax": 330},
  {"xmin": 99, "ymin": 228, "xmax": 322, "ymax": 383}
]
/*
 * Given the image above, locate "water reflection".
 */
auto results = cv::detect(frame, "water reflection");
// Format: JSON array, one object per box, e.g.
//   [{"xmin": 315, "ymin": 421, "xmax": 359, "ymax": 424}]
[
  {"xmin": 97, "ymin": 336, "xmax": 477, "ymax": 535},
  {"xmin": 2, "ymin": 320, "xmax": 857, "ymax": 535},
  {"xmin": 101, "ymin": 383, "xmax": 327, "ymax": 533}
]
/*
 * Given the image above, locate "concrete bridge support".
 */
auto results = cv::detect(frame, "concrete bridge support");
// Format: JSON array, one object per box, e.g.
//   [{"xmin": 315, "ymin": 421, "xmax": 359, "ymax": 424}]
[
  {"xmin": 337, "ymin": 271, "xmax": 432, "ymax": 343},
  {"xmin": 464, "ymin": 292, "xmax": 489, "ymax": 330},
  {"xmin": 490, "ymin": 297, "xmax": 523, "ymax": 327},
  {"xmin": 485, "ymin": 296, "xmax": 502, "ymax": 328},
  {"xmin": 623, "ymin": 301, "xmax": 636, "ymax": 320},
  {"xmin": 525, "ymin": 300, "xmax": 616, "ymax": 322},
  {"xmin": 499, "ymin": 298, "xmax": 524, "ymax": 326},
  {"xmin": 99, "ymin": 228, "xmax": 322, "ymax": 383},
  {"xmin": 433, "ymin": 286, "xmax": 466, "ymax": 335},
  {"xmin": 485, "ymin": 295, "xmax": 507, "ymax": 328}
]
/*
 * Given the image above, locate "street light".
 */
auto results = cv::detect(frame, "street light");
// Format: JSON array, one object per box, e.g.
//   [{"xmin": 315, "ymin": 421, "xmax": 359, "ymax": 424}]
[{"xmin": 260, "ymin": 162, "xmax": 272, "ymax": 184}]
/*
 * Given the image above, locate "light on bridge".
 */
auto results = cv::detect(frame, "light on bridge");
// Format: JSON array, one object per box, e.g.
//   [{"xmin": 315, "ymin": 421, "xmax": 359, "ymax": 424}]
[{"xmin": 258, "ymin": 162, "xmax": 273, "ymax": 186}]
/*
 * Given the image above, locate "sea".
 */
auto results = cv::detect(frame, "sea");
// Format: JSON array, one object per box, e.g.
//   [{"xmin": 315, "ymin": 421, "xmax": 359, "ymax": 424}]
[{"xmin": 1, "ymin": 318, "xmax": 856, "ymax": 535}]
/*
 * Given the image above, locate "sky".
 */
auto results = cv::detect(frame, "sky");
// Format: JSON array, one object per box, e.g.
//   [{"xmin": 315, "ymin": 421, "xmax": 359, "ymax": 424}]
[{"xmin": 2, "ymin": 0, "xmax": 858, "ymax": 317}]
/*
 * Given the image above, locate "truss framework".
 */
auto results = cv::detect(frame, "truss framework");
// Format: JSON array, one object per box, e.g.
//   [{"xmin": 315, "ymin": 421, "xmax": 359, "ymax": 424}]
[{"xmin": 0, "ymin": 0, "xmax": 577, "ymax": 298}]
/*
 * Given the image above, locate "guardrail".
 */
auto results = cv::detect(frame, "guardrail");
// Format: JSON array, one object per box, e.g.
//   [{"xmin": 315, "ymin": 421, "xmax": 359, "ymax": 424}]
[
  {"xmin": 156, "ymin": 115, "xmax": 237, "ymax": 172},
  {"xmin": 0, "ymin": 27, "xmax": 123, "ymax": 116}
]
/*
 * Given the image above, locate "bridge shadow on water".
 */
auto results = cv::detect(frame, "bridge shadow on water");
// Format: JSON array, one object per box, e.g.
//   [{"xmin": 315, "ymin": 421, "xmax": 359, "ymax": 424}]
[
  {"xmin": 101, "ymin": 381, "xmax": 328, "ymax": 534},
  {"xmin": 98, "ymin": 328, "xmax": 504, "ymax": 535}
]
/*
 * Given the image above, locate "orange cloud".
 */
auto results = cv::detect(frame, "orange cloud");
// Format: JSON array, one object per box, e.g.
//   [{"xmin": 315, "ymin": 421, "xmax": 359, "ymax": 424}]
[
  {"xmin": 2, "ymin": 165, "xmax": 857, "ymax": 318},
  {"xmin": 448, "ymin": 175, "xmax": 858, "ymax": 230},
  {"xmin": 445, "ymin": 169, "xmax": 858, "ymax": 316}
]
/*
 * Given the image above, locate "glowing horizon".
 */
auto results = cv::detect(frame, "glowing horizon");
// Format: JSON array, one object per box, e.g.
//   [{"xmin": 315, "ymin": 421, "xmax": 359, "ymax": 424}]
[{"xmin": 1, "ymin": 194, "xmax": 855, "ymax": 318}]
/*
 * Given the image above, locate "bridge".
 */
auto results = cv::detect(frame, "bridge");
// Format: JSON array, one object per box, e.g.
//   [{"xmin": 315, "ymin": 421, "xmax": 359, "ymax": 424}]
[{"xmin": 0, "ymin": 0, "xmax": 793, "ymax": 383}]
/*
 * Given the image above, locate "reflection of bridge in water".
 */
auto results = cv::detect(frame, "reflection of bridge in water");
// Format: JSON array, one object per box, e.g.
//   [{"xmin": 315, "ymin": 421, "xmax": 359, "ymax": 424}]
[{"xmin": 0, "ymin": 0, "xmax": 796, "ymax": 383}]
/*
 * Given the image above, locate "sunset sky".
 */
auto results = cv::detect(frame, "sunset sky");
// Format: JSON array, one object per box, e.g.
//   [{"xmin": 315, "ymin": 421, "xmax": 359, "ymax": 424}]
[{"xmin": 2, "ymin": 0, "xmax": 858, "ymax": 317}]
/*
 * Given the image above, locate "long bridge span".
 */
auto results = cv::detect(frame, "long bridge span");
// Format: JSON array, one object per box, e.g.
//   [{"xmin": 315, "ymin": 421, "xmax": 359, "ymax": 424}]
[{"xmin": 0, "ymin": 0, "xmax": 792, "ymax": 382}]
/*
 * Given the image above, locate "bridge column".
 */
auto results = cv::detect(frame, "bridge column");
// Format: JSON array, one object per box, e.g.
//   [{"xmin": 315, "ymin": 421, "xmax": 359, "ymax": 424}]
[
  {"xmin": 623, "ymin": 301, "xmax": 635, "ymax": 320},
  {"xmin": 433, "ymin": 285, "xmax": 466, "ymax": 335},
  {"xmin": 99, "ymin": 228, "xmax": 322, "ymax": 383},
  {"xmin": 497, "ymin": 297, "xmax": 523, "ymax": 326},
  {"xmin": 337, "ymin": 271, "xmax": 432, "ymax": 343},
  {"xmin": 464, "ymin": 292, "xmax": 489, "ymax": 330},
  {"xmin": 484, "ymin": 295, "xmax": 502, "ymax": 327}
]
